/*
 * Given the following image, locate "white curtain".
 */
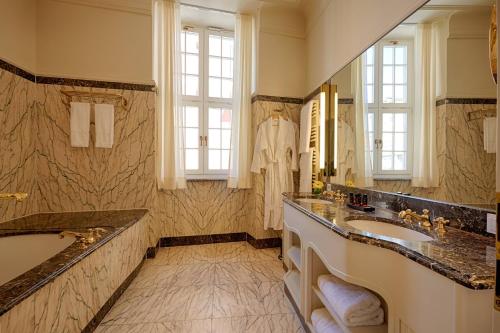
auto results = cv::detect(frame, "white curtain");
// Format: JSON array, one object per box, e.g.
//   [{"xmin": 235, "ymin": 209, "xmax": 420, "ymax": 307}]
[
  {"xmin": 412, "ymin": 23, "xmax": 439, "ymax": 188},
  {"xmin": 352, "ymin": 56, "xmax": 374, "ymax": 187},
  {"xmin": 228, "ymin": 14, "xmax": 253, "ymax": 189},
  {"xmin": 153, "ymin": 0, "xmax": 186, "ymax": 190}
]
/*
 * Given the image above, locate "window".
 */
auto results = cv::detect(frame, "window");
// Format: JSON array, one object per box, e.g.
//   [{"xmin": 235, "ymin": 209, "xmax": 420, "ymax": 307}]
[
  {"xmin": 181, "ymin": 27, "xmax": 234, "ymax": 179},
  {"xmin": 364, "ymin": 41, "xmax": 413, "ymax": 179}
]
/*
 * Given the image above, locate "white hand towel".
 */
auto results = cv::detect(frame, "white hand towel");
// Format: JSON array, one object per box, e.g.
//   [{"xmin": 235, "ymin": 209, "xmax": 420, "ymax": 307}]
[
  {"xmin": 299, "ymin": 101, "xmax": 313, "ymax": 154},
  {"xmin": 299, "ymin": 151, "xmax": 313, "ymax": 192},
  {"xmin": 345, "ymin": 307, "xmax": 384, "ymax": 327},
  {"xmin": 95, "ymin": 103, "xmax": 114, "ymax": 148},
  {"xmin": 318, "ymin": 274, "xmax": 383, "ymax": 326},
  {"xmin": 311, "ymin": 308, "xmax": 342, "ymax": 333},
  {"xmin": 483, "ymin": 117, "xmax": 496, "ymax": 153},
  {"xmin": 70, "ymin": 102, "xmax": 90, "ymax": 147}
]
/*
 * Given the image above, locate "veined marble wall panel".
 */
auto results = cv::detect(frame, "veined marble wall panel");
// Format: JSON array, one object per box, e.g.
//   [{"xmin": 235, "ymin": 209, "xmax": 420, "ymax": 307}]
[
  {"xmin": 0, "ymin": 217, "xmax": 148, "ymax": 333},
  {"xmin": 249, "ymin": 100, "xmax": 301, "ymax": 239},
  {"xmin": 36, "ymin": 84, "xmax": 156, "ymax": 212},
  {"xmin": 159, "ymin": 180, "xmax": 250, "ymax": 237},
  {"xmin": 0, "ymin": 69, "xmax": 37, "ymax": 223}
]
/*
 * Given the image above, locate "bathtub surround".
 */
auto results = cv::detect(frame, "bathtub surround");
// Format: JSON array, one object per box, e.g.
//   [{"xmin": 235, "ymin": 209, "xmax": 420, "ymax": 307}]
[{"xmin": 0, "ymin": 209, "xmax": 148, "ymax": 333}]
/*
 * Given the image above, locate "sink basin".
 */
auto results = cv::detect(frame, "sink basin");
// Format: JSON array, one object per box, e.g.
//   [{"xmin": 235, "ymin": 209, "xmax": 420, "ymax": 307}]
[
  {"xmin": 296, "ymin": 198, "xmax": 333, "ymax": 205},
  {"xmin": 347, "ymin": 220, "xmax": 433, "ymax": 242}
]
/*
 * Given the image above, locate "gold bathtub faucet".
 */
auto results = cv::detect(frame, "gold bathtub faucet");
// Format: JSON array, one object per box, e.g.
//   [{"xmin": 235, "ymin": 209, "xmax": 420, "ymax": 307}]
[{"xmin": 0, "ymin": 192, "xmax": 28, "ymax": 202}]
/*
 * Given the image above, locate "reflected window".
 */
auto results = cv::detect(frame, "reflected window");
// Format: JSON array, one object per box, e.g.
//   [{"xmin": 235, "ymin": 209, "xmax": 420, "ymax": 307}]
[{"xmin": 363, "ymin": 41, "xmax": 412, "ymax": 178}]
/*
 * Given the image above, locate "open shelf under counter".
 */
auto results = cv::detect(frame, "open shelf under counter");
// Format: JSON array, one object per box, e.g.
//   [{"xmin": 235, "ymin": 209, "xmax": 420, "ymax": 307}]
[
  {"xmin": 284, "ymin": 270, "xmax": 301, "ymax": 306},
  {"xmin": 312, "ymin": 286, "xmax": 387, "ymax": 333},
  {"xmin": 287, "ymin": 246, "xmax": 301, "ymax": 270}
]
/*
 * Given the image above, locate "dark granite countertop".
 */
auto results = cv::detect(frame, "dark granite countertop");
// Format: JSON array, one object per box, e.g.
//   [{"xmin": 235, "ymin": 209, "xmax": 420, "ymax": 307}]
[
  {"xmin": 0, "ymin": 209, "xmax": 148, "ymax": 316},
  {"xmin": 283, "ymin": 193, "xmax": 495, "ymax": 290}
]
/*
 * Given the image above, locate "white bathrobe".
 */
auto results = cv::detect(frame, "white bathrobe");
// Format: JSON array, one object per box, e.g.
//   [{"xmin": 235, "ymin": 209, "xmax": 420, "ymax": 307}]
[{"xmin": 251, "ymin": 118, "xmax": 298, "ymax": 230}]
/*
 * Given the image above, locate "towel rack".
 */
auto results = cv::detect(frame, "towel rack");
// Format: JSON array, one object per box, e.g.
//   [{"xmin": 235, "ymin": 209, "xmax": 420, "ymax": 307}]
[
  {"xmin": 60, "ymin": 90, "xmax": 128, "ymax": 108},
  {"xmin": 467, "ymin": 108, "xmax": 496, "ymax": 121}
]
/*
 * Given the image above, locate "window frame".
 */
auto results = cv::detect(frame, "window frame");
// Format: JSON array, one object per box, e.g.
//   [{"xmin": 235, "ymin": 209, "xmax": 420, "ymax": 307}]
[
  {"xmin": 366, "ymin": 39, "xmax": 414, "ymax": 180},
  {"xmin": 181, "ymin": 26, "xmax": 234, "ymax": 180}
]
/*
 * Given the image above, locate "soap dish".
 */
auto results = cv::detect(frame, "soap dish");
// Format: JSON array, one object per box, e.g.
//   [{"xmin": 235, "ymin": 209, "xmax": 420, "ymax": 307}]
[{"xmin": 347, "ymin": 203, "xmax": 375, "ymax": 212}]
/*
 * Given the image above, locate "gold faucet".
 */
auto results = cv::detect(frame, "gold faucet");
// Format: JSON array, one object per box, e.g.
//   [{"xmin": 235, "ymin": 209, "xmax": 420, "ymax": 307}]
[
  {"xmin": 0, "ymin": 192, "xmax": 28, "ymax": 202},
  {"xmin": 59, "ymin": 228, "xmax": 106, "ymax": 244},
  {"xmin": 399, "ymin": 209, "xmax": 431, "ymax": 227},
  {"xmin": 433, "ymin": 217, "xmax": 449, "ymax": 234}
]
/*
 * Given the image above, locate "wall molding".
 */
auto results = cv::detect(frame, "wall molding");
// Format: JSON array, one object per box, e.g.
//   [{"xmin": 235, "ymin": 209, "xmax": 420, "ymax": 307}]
[
  {"xmin": 251, "ymin": 94, "xmax": 304, "ymax": 104},
  {"xmin": 49, "ymin": 0, "xmax": 151, "ymax": 16},
  {"xmin": 436, "ymin": 97, "xmax": 497, "ymax": 106}
]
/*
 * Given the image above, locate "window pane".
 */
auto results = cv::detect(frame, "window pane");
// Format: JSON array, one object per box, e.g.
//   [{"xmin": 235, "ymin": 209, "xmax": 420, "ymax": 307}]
[
  {"xmin": 221, "ymin": 150, "xmax": 230, "ymax": 169},
  {"xmin": 185, "ymin": 149, "xmax": 199, "ymax": 170},
  {"xmin": 208, "ymin": 129, "xmax": 221, "ymax": 149},
  {"xmin": 395, "ymin": 66, "xmax": 406, "ymax": 84},
  {"xmin": 185, "ymin": 128, "xmax": 199, "ymax": 148},
  {"xmin": 382, "ymin": 85, "xmax": 393, "ymax": 103},
  {"xmin": 382, "ymin": 152, "xmax": 393, "ymax": 170},
  {"xmin": 222, "ymin": 37, "xmax": 234, "ymax": 57},
  {"xmin": 209, "ymin": 35, "xmax": 221, "ymax": 56},
  {"xmin": 366, "ymin": 66, "xmax": 374, "ymax": 84},
  {"xmin": 394, "ymin": 85, "xmax": 406, "ymax": 104},
  {"xmin": 181, "ymin": 75, "xmax": 186, "ymax": 95},
  {"xmin": 185, "ymin": 54, "xmax": 199, "ymax": 75},
  {"xmin": 366, "ymin": 47, "xmax": 374, "ymax": 65},
  {"xmin": 383, "ymin": 66, "xmax": 393, "ymax": 84},
  {"xmin": 383, "ymin": 47, "xmax": 394, "ymax": 64},
  {"xmin": 186, "ymin": 32, "xmax": 199, "ymax": 53},
  {"xmin": 394, "ymin": 152, "xmax": 406, "ymax": 170},
  {"xmin": 222, "ymin": 59, "xmax": 233, "ymax": 78},
  {"xmin": 209, "ymin": 57, "xmax": 221, "ymax": 77},
  {"xmin": 366, "ymin": 85, "xmax": 374, "ymax": 104},
  {"xmin": 368, "ymin": 132, "xmax": 374, "ymax": 151},
  {"xmin": 394, "ymin": 133, "xmax": 407, "ymax": 151},
  {"xmin": 382, "ymin": 132, "xmax": 393, "ymax": 151},
  {"xmin": 181, "ymin": 56, "xmax": 185, "ymax": 73},
  {"xmin": 394, "ymin": 113, "xmax": 407, "ymax": 132},
  {"xmin": 209, "ymin": 149, "xmax": 221, "ymax": 169},
  {"xmin": 368, "ymin": 113, "xmax": 374, "ymax": 132},
  {"xmin": 395, "ymin": 47, "xmax": 406, "ymax": 65},
  {"xmin": 185, "ymin": 75, "xmax": 199, "ymax": 96},
  {"xmin": 382, "ymin": 113, "xmax": 394, "ymax": 131},
  {"xmin": 209, "ymin": 78, "xmax": 221, "ymax": 97},
  {"xmin": 221, "ymin": 109, "xmax": 232, "ymax": 129},
  {"xmin": 184, "ymin": 106, "xmax": 199, "ymax": 127},
  {"xmin": 209, "ymin": 107, "xmax": 221, "ymax": 128},
  {"xmin": 221, "ymin": 79, "xmax": 233, "ymax": 98},
  {"xmin": 221, "ymin": 129, "xmax": 231, "ymax": 149},
  {"xmin": 181, "ymin": 32, "xmax": 186, "ymax": 52}
]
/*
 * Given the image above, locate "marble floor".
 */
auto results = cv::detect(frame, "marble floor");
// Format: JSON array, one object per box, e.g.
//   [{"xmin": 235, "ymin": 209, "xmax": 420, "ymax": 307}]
[{"xmin": 95, "ymin": 242, "xmax": 305, "ymax": 333}]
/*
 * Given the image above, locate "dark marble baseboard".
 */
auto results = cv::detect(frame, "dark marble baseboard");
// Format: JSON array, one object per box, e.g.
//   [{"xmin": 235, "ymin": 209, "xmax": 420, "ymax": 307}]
[
  {"xmin": 158, "ymin": 232, "xmax": 281, "ymax": 249},
  {"xmin": 83, "ymin": 257, "xmax": 145, "ymax": 333},
  {"xmin": 146, "ymin": 241, "xmax": 160, "ymax": 259},
  {"xmin": 251, "ymin": 95, "xmax": 304, "ymax": 105},
  {"xmin": 284, "ymin": 284, "xmax": 310, "ymax": 333}
]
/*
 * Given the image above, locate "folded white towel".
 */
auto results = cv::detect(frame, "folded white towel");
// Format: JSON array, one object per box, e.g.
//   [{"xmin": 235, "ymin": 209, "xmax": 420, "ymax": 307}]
[
  {"xmin": 95, "ymin": 103, "xmax": 114, "ymax": 148},
  {"xmin": 483, "ymin": 117, "xmax": 496, "ymax": 153},
  {"xmin": 70, "ymin": 102, "xmax": 90, "ymax": 147},
  {"xmin": 299, "ymin": 151, "xmax": 313, "ymax": 192},
  {"xmin": 318, "ymin": 274, "xmax": 383, "ymax": 327},
  {"xmin": 299, "ymin": 101, "xmax": 313, "ymax": 154},
  {"xmin": 311, "ymin": 308, "xmax": 342, "ymax": 333}
]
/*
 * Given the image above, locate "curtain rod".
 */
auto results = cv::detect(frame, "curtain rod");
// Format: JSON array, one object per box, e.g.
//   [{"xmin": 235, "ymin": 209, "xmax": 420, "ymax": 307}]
[{"xmin": 179, "ymin": 2, "xmax": 236, "ymax": 15}]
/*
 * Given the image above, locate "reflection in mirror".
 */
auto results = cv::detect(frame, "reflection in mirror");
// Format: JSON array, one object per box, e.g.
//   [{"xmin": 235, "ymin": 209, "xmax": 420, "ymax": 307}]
[{"xmin": 327, "ymin": 0, "xmax": 496, "ymax": 209}]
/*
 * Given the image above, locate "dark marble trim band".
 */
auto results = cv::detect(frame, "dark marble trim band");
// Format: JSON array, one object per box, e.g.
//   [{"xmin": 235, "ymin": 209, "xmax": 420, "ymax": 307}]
[
  {"xmin": 83, "ymin": 257, "xmax": 145, "ymax": 333},
  {"xmin": 0, "ymin": 58, "xmax": 155, "ymax": 91},
  {"xmin": 436, "ymin": 98, "xmax": 497, "ymax": 107},
  {"xmin": 36, "ymin": 76, "xmax": 156, "ymax": 91},
  {"xmin": 338, "ymin": 98, "xmax": 354, "ymax": 104},
  {"xmin": 284, "ymin": 284, "xmax": 310, "ymax": 333},
  {"xmin": 251, "ymin": 95, "xmax": 304, "ymax": 105},
  {"xmin": 146, "ymin": 241, "xmax": 160, "ymax": 259},
  {"xmin": 246, "ymin": 234, "xmax": 282, "ymax": 249},
  {"xmin": 0, "ymin": 58, "xmax": 36, "ymax": 82},
  {"xmin": 303, "ymin": 87, "xmax": 322, "ymax": 104},
  {"xmin": 159, "ymin": 232, "xmax": 282, "ymax": 249}
]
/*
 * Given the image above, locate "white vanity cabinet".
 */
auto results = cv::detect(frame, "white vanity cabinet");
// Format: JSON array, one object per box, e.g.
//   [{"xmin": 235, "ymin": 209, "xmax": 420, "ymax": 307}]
[{"xmin": 283, "ymin": 202, "xmax": 494, "ymax": 333}]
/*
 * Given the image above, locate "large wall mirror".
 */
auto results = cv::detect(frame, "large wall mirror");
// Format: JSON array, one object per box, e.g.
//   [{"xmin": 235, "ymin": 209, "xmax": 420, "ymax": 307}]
[{"xmin": 323, "ymin": 0, "xmax": 497, "ymax": 209}]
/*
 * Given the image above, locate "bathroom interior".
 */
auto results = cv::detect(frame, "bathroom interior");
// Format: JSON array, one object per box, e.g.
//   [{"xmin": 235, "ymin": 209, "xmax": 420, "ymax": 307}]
[{"xmin": 0, "ymin": 0, "xmax": 499, "ymax": 332}]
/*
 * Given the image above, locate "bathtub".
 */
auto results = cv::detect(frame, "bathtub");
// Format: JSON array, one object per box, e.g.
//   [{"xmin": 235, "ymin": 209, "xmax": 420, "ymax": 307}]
[{"xmin": 0, "ymin": 233, "xmax": 75, "ymax": 286}]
